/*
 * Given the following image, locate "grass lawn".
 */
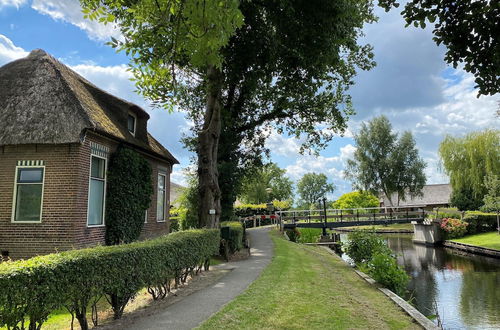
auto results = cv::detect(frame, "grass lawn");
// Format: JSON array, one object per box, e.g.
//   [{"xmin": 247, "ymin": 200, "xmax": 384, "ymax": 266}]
[
  {"xmin": 451, "ymin": 231, "xmax": 500, "ymax": 251},
  {"xmin": 199, "ymin": 231, "xmax": 420, "ymax": 330},
  {"xmin": 341, "ymin": 223, "xmax": 414, "ymax": 231}
]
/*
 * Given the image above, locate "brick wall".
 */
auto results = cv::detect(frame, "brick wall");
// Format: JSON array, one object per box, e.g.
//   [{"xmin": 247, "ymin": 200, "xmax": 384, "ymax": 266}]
[{"xmin": 0, "ymin": 132, "xmax": 172, "ymax": 259}]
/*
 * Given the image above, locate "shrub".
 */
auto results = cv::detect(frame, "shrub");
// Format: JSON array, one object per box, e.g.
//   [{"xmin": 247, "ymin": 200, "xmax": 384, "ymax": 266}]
[
  {"xmin": 0, "ymin": 229, "xmax": 219, "ymax": 330},
  {"xmin": 462, "ymin": 211, "xmax": 498, "ymax": 234},
  {"xmin": 285, "ymin": 228, "xmax": 301, "ymax": 242},
  {"xmin": 297, "ymin": 228, "xmax": 322, "ymax": 243},
  {"xmin": 344, "ymin": 230, "xmax": 391, "ymax": 264},
  {"xmin": 362, "ymin": 253, "xmax": 409, "ymax": 296},
  {"xmin": 440, "ymin": 218, "xmax": 468, "ymax": 238},
  {"xmin": 220, "ymin": 221, "xmax": 244, "ymax": 253},
  {"xmin": 332, "ymin": 191, "xmax": 379, "ymax": 211},
  {"xmin": 105, "ymin": 146, "xmax": 153, "ymax": 245}
]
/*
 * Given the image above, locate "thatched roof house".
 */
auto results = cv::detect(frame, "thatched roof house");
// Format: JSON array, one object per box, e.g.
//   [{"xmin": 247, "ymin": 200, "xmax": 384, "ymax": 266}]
[
  {"xmin": 0, "ymin": 49, "xmax": 179, "ymax": 259},
  {"xmin": 379, "ymin": 184, "xmax": 452, "ymax": 209}
]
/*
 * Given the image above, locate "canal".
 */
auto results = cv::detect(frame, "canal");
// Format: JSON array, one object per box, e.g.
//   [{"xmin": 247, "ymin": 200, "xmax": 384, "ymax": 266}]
[{"xmin": 339, "ymin": 233, "xmax": 500, "ymax": 329}]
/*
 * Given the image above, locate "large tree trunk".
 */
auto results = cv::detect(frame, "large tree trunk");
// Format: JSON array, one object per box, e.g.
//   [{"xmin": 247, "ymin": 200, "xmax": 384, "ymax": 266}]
[{"xmin": 197, "ymin": 65, "xmax": 223, "ymax": 228}]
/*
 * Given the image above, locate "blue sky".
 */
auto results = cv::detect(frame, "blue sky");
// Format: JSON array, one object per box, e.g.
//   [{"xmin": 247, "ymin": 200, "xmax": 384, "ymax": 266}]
[{"xmin": 1, "ymin": 0, "xmax": 498, "ymax": 200}]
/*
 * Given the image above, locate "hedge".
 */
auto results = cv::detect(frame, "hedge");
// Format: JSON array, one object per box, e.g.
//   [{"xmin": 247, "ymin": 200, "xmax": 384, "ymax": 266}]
[
  {"xmin": 235, "ymin": 200, "xmax": 291, "ymax": 217},
  {"xmin": 0, "ymin": 229, "xmax": 219, "ymax": 330},
  {"xmin": 220, "ymin": 221, "xmax": 244, "ymax": 253},
  {"xmin": 463, "ymin": 211, "xmax": 498, "ymax": 234}
]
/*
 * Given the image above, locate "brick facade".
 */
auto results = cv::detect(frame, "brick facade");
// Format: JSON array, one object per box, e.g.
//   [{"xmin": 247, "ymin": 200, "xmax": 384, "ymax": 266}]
[{"xmin": 0, "ymin": 131, "xmax": 171, "ymax": 260}]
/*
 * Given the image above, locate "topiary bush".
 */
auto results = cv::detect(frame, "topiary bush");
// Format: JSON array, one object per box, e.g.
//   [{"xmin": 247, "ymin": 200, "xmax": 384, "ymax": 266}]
[
  {"xmin": 105, "ymin": 146, "xmax": 153, "ymax": 245},
  {"xmin": 344, "ymin": 230, "xmax": 391, "ymax": 264},
  {"xmin": 220, "ymin": 221, "xmax": 244, "ymax": 253},
  {"xmin": 0, "ymin": 229, "xmax": 219, "ymax": 330},
  {"xmin": 463, "ymin": 211, "xmax": 498, "ymax": 234}
]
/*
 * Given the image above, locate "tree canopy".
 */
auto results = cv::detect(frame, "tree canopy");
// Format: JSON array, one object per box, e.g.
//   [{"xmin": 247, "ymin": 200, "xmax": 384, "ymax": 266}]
[
  {"xmin": 239, "ymin": 163, "xmax": 293, "ymax": 204},
  {"xmin": 297, "ymin": 173, "xmax": 335, "ymax": 208},
  {"xmin": 345, "ymin": 116, "xmax": 426, "ymax": 206},
  {"xmin": 332, "ymin": 191, "xmax": 380, "ymax": 210},
  {"xmin": 439, "ymin": 129, "xmax": 500, "ymax": 210},
  {"xmin": 379, "ymin": 0, "xmax": 500, "ymax": 96}
]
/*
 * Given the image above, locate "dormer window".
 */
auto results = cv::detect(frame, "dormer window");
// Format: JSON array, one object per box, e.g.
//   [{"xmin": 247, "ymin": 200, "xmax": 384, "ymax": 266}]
[{"xmin": 127, "ymin": 113, "xmax": 137, "ymax": 136}]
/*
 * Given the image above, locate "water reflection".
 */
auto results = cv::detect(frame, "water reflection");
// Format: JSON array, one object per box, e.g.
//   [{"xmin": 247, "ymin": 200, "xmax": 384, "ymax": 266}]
[{"xmin": 339, "ymin": 233, "xmax": 500, "ymax": 329}]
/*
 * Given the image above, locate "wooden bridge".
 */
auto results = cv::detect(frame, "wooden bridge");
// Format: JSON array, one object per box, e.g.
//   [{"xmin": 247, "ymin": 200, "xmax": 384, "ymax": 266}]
[{"xmin": 279, "ymin": 206, "xmax": 427, "ymax": 230}]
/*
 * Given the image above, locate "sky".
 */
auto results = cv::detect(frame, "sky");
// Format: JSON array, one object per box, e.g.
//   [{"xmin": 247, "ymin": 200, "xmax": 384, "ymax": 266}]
[{"xmin": 1, "ymin": 0, "xmax": 498, "ymax": 200}]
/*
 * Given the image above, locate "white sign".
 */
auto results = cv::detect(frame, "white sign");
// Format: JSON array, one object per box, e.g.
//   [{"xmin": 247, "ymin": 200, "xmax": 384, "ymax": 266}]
[{"xmin": 209, "ymin": 209, "xmax": 216, "ymax": 215}]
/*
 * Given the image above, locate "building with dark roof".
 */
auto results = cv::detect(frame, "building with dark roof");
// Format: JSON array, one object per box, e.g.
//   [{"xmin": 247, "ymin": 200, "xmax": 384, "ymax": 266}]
[
  {"xmin": 379, "ymin": 184, "xmax": 452, "ymax": 210},
  {"xmin": 0, "ymin": 50, "xmax": 179, "ymax": 259}
]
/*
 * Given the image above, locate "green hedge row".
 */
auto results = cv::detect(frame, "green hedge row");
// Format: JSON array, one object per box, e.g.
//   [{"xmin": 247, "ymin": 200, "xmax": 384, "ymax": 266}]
[
  {"xmin": 0, "ymin": 229, "xmax": 219, "ymax": 330},
  {"xmin": 220, "ymin": 221, "xmax": 244, "ymax": 253},
  {"xmin": 463, "ymin": 211, "xmax": 498, "ymax": 234}
]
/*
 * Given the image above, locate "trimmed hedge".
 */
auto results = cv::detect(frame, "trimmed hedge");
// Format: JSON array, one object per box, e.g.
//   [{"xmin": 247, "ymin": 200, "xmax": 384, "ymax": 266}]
[
  {"xmin": 0, "ymin": 229, "xmax": 219, "ymax": 330},
  {"xmin": 220, "ymin": 221, "xmax": 244, "ymax": 253},
  {"xmin": 463, "ymin": 211, "xmax": 498, "ymax": 234}
]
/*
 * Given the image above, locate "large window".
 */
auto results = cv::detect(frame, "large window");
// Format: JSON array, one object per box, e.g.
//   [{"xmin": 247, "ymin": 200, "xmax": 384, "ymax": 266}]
[
  {"xmin": 157, "ymin": 173, "xmax": 166, "ymax": 222},
  {"xmin": 12, "ymin": 166, "xmax": 45, "ymax": 222},
  {"xmin": 88, "ymin": 156, "xmax": 106, "ymax": 226}
]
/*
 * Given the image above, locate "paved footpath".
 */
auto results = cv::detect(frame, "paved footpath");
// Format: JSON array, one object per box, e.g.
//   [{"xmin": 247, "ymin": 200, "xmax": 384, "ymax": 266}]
[{"xmin": 121, "ymin": 226, "xmax": 274, "ymax": 330}]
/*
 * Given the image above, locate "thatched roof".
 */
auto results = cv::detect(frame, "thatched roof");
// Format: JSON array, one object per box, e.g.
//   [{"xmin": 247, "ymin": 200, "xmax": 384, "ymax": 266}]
[
  {"xmin": 0, "ymin": 49, "xmax": 178, "ymax": 164},
  {"xmin": 380, "ymin": 184, "xmax": 452, "ymax": 207}
]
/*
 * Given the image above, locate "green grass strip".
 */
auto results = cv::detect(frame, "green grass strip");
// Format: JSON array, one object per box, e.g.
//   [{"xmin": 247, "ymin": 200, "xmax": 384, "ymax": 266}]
[
  {"xmin": 451, "ymin": 231, "xmax": 500, "ymax": 251},
  {"xmin": 199, "ymin": 230, "xmax": 420, "ymax": 330}
]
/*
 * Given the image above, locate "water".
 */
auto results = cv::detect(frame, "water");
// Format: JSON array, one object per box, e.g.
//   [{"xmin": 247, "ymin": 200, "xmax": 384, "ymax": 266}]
[{"xmin": 339, "ymin": 233, "xmax": 500, "ymax": 330}]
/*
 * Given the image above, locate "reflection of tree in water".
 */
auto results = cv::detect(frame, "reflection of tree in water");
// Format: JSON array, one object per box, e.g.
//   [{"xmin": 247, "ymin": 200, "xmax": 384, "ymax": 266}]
[
  {"xmin": 460, "ymin": 268, "xmax": 500, "ymax": 327},
  {"xmin": 385, "ymin": 235, "xmax": 438, "ymax": 316}
]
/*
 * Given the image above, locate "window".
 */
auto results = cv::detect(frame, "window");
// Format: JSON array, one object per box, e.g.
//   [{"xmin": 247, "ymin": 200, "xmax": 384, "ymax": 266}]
[
  {"xmin": 157, "ymin": 173, "xmax": 166, "ymax": 222},
  {"xmin": 88, "ymin": 156, "xmax": 106, "ymax": 226},
  {"xmin": 127, "ymin": 114, "xmax": 136, "ymax": 136},
  {"xmin": 12, "ymin": 166, "xmax": 45, "ymax": 222}
]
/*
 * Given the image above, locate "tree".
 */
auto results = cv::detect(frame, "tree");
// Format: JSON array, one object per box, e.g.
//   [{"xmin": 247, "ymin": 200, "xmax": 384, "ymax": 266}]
[
  {"xmin": 439, "ymin": 129, "xmax": 500, "ymax": 211},
  {"xmin": 345, "ymin": 116, "xmax": 426, "ymax": 206},
  {"xmin": 179, "ymin": 0, "xmax": 377, "ymax": 223},
  {"xmin": 379, "ymin": 0, "xmax": 500, "ymax": 96},
  {"xmin": 239, "ymin": 163, "xmax": 293, "ymax": 204},
  {"xmin": 332, "ymin": 191, "xmax": 379, "ymax": 210},
  {"xmin": 481, "ymin": 174, "xmax": 500, "ymax": 235},
  {"xmin": 297, "ymin": 173, "xmax": 335, "ymax": 208},
  {"xmin": 80, "ymin": 0, "xmax": 244, "ymax": 228}
]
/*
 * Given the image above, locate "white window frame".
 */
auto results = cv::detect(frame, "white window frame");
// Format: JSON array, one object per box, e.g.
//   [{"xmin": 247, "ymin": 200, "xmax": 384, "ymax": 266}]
[
  {"xmin": 127, "ymin": 112, "xmax": 137, "ymax": 136},
  {"xmin": 11, "ymin": 165, "xmax": 45, "ymax": 223},
  {"xmin": 157, "ymin": 172, "xmax": 167, "ymax": 222},
  {"xmin": 87, "ymin": 154, "xmax": 107, "ymax": 227}
]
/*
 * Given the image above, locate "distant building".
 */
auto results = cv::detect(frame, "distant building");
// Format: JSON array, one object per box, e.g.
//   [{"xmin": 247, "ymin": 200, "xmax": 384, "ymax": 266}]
[{"xmin": 379, "ymin": 184, "xmax": 452, "ymax": 210}]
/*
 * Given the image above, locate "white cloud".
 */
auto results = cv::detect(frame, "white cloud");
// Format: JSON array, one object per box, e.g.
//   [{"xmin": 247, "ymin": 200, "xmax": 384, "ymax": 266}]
[
  {"xmin": 31, "ymin": 0, "xmax": 121, "ymax": 41},
  {"xmin": 265, "ymin": 131, "xmax": 301, "ymax": 156},
  {"xmin": 0, "ymin": 0, "xmax": 27, "ymax": 9},
  {"xmin": 0, "ymin": 34, "xmax": 28, "ymax": 65}
]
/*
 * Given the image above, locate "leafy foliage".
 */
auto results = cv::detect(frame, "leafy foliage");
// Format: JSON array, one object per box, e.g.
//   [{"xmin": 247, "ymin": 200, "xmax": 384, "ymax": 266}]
[
  {"xmin": 285, "ymin": 228, "xmax": 301, "ymax": 243},
  {"xmin": 220, "ymin": 221, "xmax": 244, "ymax": 254},
  {"xmin": 345, "ymin": 116, "xmax": 426, "ymax": 206},
  {"xmin": 361, "ymin": 253, "xmax": 410, "ymax": 296},
  {"xmin": 0, "ymin": 230, "xmax": 219, "ymax": 330},
  {"xmin": 332, "ymin": 191, "xmax": 379, "ymax": 210},
  {"xmin": 463, "ymin": 211, "xmax": 499, "ymax": 235},
  {"xmin": 239, "ymin": 163, "xmax": 294, "ymax": 204},
  {"xmin": 481, "ymin": 174, "xmax": 500, "ymax": 213},
  {"xmin": 234, "ymin": 201, "xmax": 291, "ymax": 218},
  {"xmin": 378, "ymin": 0, "xmax": 500, "ymax": 96},
  {"xmin": 297, "ymin": 228, "xmax": 323, "ymax": 244},
  {"xmin": 439, "ymin": 129, "xmax": 500, "ymax": 211},
  {"xmin": 297, "ymin": 173, "xmax": 335, "ymax": 207},
  {"xmin": 105, "ymin": 146, "xmax": 153, "ymax": 245},
  {"xmin": 440, "ymin": 218, "xmax": 468, "ymax": 239},
  {"xmin": 176, "ymin": 172, "xmax": 200, "ymax": 230},
  {"xmin": 344, "ymin": 230, "xmax": 391, "ymax": 264}
]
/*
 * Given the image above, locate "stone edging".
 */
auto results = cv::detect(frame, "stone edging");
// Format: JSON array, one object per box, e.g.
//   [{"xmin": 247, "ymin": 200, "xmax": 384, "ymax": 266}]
[
  {"xmin": 443, "ymin": 240, "xmax": 500, "ymax": 258},
  {"xmin": 320, "ymin": 246, "xmax": 439, "ymax": 330},
  {"xmin": 334, "ymin": 228, "xmax": 414, "ymax": 234}
]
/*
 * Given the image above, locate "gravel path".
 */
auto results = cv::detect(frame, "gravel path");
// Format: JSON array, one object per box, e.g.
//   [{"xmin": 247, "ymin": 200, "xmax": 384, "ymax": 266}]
[{"xmin": 120, "ymin": 226, "xmax": 274, "ymax": 330}]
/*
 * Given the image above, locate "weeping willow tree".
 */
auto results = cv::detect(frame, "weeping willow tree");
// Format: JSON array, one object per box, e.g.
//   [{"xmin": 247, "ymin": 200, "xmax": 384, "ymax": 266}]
[{"xmin": 439, "ymin": 129, "xmax": 500, "ymax": 210}]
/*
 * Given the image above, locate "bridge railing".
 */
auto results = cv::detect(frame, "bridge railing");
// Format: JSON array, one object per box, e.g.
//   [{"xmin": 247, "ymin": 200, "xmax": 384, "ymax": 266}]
[{"xmin": 278, "ymin": 206, "xmax": 428, "ymax": 225}]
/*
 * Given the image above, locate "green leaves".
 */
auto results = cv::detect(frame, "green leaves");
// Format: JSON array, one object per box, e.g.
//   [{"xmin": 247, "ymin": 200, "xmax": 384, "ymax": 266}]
[
  {"xmin": 0, "ymin": 229, "xmax": 220, "ymax": 329},
  {"xmin": 297, "ymin": 173, "xmax": 335, "ymax": 207}
]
